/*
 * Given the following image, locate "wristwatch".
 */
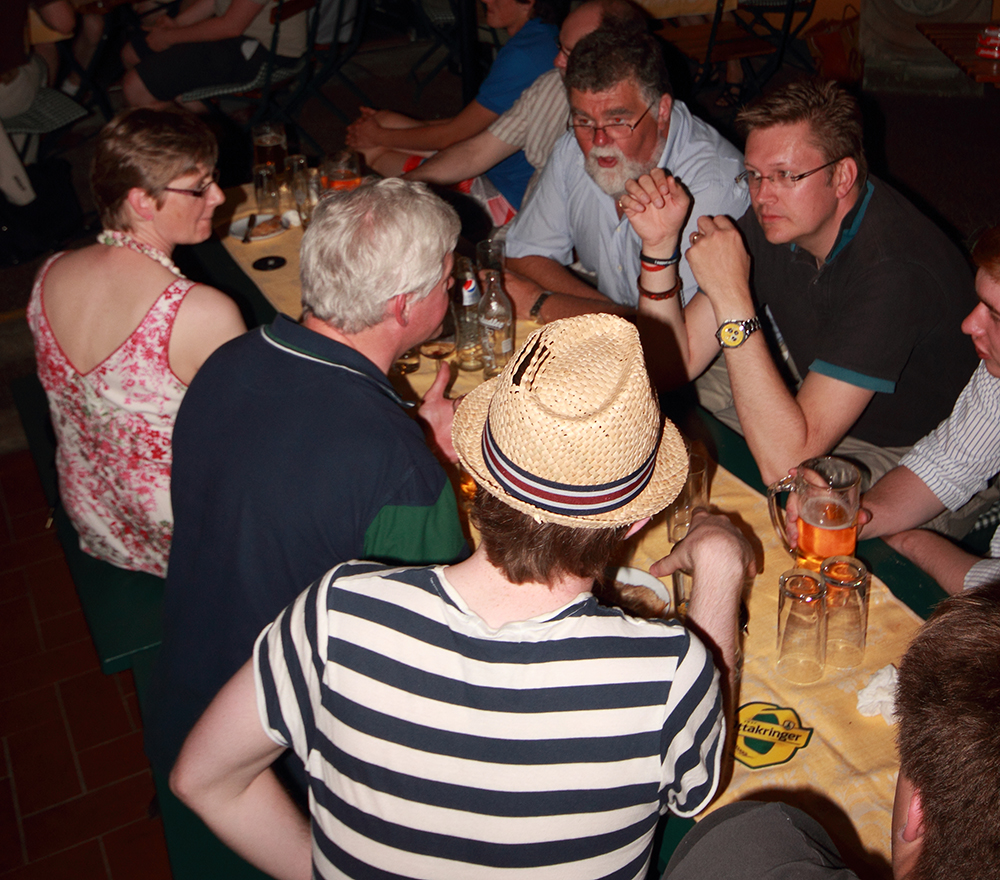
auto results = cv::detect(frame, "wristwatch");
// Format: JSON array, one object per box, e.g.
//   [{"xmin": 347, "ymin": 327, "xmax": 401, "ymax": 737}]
[
  {"xmin": 716, "ymin": 316, "xmax": 761, "ymax": 349},
  {"xmin": 530, "ymin": 291, "xmax": 553, "ymax": 321}
]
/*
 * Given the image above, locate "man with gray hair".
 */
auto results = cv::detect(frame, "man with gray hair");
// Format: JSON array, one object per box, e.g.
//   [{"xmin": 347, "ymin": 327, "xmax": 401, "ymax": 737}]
[
  {"xmin": 503, "ymin": 27, "xmax": 747, "ymax": 322},
  {"xmin": 144, "ymin": 179, "xmax": 468, "ymax": 795}
]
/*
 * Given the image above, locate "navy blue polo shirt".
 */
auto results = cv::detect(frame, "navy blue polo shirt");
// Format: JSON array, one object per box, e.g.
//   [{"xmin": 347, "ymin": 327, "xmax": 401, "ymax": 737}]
[{"xmin": 144, "ymin": 315, "xmax": 467, "ymax": 777}]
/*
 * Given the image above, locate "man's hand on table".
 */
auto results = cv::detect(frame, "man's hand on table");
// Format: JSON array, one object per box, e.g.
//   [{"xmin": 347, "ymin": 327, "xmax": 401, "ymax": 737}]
[
  {"xmin": 652, "ymin": 510, "xmax": 756, "ymax": 583},
  {"xmin": 144, "ymin": 19, "xmax": 180, "ymax": 51},
  {"xmin": 653, "ymin": 510, "xmax": 754, "ymax": 707},
  {"xmin": 620, "ymin": 170, "xmax": 691, "ymax": 256},
  {"xmin": 416, "ymin": 362, "xmax": 461, "ymax": 464}
]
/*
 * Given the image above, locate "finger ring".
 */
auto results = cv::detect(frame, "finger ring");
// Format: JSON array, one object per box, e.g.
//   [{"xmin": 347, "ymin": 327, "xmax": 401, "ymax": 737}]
[{"xmin": 690, "ymin": 232, "xmax": 704, "ymax": 244}]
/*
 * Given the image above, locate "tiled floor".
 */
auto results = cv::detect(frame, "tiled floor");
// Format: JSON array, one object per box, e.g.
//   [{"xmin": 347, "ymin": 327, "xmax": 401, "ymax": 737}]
[{"xmin": 0, "ymin": 450, "xmax": 172, "ymax": 880}]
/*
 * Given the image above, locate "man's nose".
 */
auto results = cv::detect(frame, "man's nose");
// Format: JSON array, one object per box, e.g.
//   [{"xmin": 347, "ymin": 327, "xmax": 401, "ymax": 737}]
[
  {"xmin": 752, "ymin": 178, "xmax": 778, "ymax": 203},
  {"xmin": 962, "ymin": 303, "xmax": 986, "ymax": 337},
  {"xmin": 592, "ymin": 126, "xmax": 612, "ymax": 147}
]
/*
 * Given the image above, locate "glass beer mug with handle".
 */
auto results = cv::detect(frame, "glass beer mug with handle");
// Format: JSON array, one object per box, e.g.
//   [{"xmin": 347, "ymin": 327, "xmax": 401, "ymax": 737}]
[{"xmin": 767, "ymin": 456, "xmax": 861, "ymax": 572}]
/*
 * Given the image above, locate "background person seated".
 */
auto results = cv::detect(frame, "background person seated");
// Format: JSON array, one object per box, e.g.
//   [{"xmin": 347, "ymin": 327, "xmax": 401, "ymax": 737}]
[
  {"xmin": 26, "ymin": 108, "xmax": 246, "ymax": 577},
  {"xmin": 169, "ymin": 314, "xmax": 755, "ymax": 877},
  {"xmin": 402, "ymin": 0, "xmax": 647, "ymax": 216},
  {"xmin": 861, "ymin": 225, "xmax": 1000, "ymax": 595},
  {"xmin": 346, "ymin": 0, "xmax": 564, "ymax": 223},
  {"xmin": 120, "ymin": 0, "xmax": 308, "ymax": 109}
]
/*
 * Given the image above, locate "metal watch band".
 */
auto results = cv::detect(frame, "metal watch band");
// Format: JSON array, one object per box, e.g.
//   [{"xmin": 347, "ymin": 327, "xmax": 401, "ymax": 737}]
[{"xmin": 716, "ymin": 316, "xmax": 762, "ymax": 349}]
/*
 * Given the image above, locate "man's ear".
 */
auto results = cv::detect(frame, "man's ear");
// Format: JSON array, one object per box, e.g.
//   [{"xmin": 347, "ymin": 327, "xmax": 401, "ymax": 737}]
[
  {"xmin": 901, "ymin": 786, "xmax": 925, "ymax": 844},
  {"xmin": 834, "ymin": 158, "xmax": 859, "ymax": 200},
  {"xmin": 392, "ymin": 293, "xmax": 410, "ymax": 327},
  {"xmin": 126, "ymin": 187, "xmax": 156, "ymax": 222},
  {"xmin": 625, "ymin": 517, "xmax": 651, "ymax": 539},
  {"xmin": 656, "ymin": 94, "xmax": 673, "ymax": 135}
]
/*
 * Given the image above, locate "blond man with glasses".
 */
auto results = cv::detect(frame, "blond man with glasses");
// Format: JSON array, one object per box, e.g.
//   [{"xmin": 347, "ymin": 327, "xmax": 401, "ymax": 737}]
[{"xmin": 626, "ymin": 79, "xmax": 977, "ymax": 489}]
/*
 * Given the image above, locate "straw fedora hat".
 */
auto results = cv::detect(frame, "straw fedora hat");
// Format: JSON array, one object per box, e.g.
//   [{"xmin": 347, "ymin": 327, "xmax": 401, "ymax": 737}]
[{"xmin": 452, "ymin": 314, "xmax": 688, "ymax": 528}]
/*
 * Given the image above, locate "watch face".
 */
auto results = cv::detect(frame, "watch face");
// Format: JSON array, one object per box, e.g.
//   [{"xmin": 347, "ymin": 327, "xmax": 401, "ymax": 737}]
[{"xmin": 719, "ymin": 322, "xmax": 747, "ymax": 348}]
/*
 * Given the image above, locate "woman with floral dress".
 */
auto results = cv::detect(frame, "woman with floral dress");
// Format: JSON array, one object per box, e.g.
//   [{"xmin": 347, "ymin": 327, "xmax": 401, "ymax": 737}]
[{"xmin": 28, "ymin": 108, "xmax": 246, "ymax": 576}]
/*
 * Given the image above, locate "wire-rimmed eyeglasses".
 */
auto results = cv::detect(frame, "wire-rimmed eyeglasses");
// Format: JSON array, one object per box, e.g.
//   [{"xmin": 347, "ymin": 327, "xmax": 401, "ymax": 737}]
[
  {"xmin": 163, "ymin": 167, "xmax": 221, "ymax": 198},
  {"xmin": 568, "ymin": 103, "xmax": 655, "ymax": 141},
  {"xmin": 736, "ymin": 157, "xmax": 846, "ymax": 190}
]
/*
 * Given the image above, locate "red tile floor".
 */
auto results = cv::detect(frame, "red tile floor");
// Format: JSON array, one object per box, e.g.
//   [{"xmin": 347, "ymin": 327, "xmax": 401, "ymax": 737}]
[{"xmin": 0, "ymin": 450, "xmax": 173, "ymax": 879}]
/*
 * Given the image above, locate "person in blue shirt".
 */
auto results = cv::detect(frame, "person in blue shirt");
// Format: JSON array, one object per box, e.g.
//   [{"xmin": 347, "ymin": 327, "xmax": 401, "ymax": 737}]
[{"xmin": 346, "ymin": 0, "xmax": 564, "ymax": 211}]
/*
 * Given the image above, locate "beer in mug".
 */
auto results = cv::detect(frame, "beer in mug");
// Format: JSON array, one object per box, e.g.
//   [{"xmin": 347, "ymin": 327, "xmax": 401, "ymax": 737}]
[
  {"xmin": 768, "ymin": 457, "xmax": 861, "ymax": 572},
  {"xmin": 794, "ymin": 496, "xmax": 858, "ymax": 571}
]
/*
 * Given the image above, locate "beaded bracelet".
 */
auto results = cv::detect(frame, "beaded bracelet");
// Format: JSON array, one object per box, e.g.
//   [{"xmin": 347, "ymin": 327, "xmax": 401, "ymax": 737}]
[{"xmin": 637, "ymin": 275, "xmax": 681, "ymax": 301}]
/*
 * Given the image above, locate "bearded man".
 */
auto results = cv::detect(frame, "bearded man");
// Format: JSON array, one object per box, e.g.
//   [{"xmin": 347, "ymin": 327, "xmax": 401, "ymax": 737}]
[{"xmin": 503, "ymin": 27, "xmax": 747, "ymax": 323}]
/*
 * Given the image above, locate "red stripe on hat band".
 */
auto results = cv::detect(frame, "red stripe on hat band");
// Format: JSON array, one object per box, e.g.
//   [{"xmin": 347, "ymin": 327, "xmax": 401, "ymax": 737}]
[{"xmin": 481, "ymin": 421, "xmax": 657, "ymax": 516}]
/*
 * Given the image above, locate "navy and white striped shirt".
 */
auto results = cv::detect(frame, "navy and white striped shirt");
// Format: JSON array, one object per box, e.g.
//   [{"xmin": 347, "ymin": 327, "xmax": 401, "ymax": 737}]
[{"xmin": 255, "ymin": 562, "xmax": 724, "ymax": 879}]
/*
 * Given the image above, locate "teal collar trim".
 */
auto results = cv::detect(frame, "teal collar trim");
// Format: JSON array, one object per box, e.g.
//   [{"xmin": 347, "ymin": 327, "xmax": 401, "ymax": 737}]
[
  {"xmin": 827, "ymin": 180, "xmax": 874, "ymax": 263},
  {"xmin": 788, "ymin": 179, "xmax": 874, "ymax": 262}
]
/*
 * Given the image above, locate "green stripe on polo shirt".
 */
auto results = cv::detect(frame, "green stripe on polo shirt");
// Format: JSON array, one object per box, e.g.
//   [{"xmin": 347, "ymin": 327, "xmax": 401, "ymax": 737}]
[
  {"xmin": 363, "ymin": 484, "xmax": 467, "ymax": 565},
  {"xmin": 810, "ymin": 359, "xmax": 896, "ymax": 393}
]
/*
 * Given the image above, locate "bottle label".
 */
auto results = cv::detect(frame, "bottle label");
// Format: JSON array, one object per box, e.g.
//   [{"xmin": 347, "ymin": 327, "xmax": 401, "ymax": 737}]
[
  {"xmin": 461, "ymin": 278, "xmax": 480, "ymax": 306},
  {"xmin": 480, "ymin": 317, "xmax": 507, "ymax": 331}
]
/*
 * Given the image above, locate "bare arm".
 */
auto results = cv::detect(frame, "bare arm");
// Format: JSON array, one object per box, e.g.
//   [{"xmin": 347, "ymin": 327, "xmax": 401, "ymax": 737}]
[
  {"xmin": 621, "ymin": 170, "xmax": 720, "ymax": 387},
  {"xmin": 651, "ymin": 511, "xmax": 756, "ymax": 711},
  {"xmin": 171, "ymin": 660, "xmax": 312, "ymax": 880},
  {"xmin": 404, "ymin": 129, "xmax": 518, "ymax": 187},
  {"xmin": 504, "ymin": 256, "xmax": 632, "ymax": 322},
  {"xmin": 144, "ymin": 0, "xmax": 263, "ymax": 51},
  {"xmin": 169, "ymin": 285, "xmax": 247, "ymax": 386},
  {"xmin": 681, "ymin": 216, "xmax": 874, "ymax": 486},
  {"xmin": 860, "ymin": 465, "xmax": 947, "ymax": 538},
  {"xmin": 881, "ymin": 529, "xmax": 977, "ymax": 595},
  {"xmin": 347, "ymin": 101, "xmax": 498, "ymax": 154}
]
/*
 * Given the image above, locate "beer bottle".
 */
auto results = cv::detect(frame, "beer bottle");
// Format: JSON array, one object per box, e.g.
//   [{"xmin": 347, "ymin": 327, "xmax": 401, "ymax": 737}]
[{"xmin": 478, "ymin": 270, "xmax": 513, "ymax": 379}]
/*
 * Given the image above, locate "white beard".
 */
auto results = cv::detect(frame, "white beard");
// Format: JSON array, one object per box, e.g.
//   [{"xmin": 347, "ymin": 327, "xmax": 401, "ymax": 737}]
[{"xmin": 584, "ymin": 138, "xmax": 666, "ymax": 198}]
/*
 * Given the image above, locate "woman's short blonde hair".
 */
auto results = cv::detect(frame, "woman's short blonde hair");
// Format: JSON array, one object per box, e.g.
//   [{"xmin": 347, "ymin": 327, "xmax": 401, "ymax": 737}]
[{"xmin": 92, "ymin": 107, "xmax": 218, "ymax": 231}]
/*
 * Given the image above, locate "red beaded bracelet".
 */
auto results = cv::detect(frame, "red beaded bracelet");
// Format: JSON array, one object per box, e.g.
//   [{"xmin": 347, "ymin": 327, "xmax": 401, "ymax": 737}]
[{"xmin": 637, "ymin": 275, "xmax": 681, "ymax": 301}]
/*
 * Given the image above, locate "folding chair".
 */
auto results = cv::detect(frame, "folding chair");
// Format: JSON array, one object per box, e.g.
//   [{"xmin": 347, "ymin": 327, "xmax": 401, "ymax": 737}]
[
  {"xmin": 732, "ymin": 0, "xmax": 817, "ymax": 77},
  {"xmin": 652, "ymin": 0, "xmax": 781, "ymax": 102},
  {"xmin": 176, "ymin": 0, "xmax": 314, "ymax": 131},
  {"xmin": 285, "ymin": 0, "xmax": 373, "ymax": 142},
  {"xmin": 1, "ymin": 88, "xmax": 88, "ymax": 161}
]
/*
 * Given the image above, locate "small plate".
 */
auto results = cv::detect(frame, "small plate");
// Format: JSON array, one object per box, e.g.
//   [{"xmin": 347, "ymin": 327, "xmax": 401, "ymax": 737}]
[
  {"xmin": 613, "ymin": 566, "xmax": 672, "ymax": 613},
  {"xmin": 229, "ymin": 214, "xmax": 286, "ymax": 242}
]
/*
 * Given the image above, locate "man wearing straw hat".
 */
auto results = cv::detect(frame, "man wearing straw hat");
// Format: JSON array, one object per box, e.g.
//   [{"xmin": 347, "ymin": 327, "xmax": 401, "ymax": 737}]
[{"xmin": 170, "ymin": 313, "xmax": 755, "ymax": 878}]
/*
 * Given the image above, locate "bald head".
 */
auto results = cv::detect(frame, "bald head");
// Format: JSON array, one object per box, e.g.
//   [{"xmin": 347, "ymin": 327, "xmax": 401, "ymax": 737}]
[{"xmin": 554, "ymin": 0, "xmax": 647, "ymax": 72}]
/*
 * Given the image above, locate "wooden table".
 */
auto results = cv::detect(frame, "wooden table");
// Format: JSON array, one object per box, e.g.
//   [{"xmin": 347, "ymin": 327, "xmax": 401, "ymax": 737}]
[{"xmin": 917, "ymin": 21, "xmax": 1000, "ymax": 85}]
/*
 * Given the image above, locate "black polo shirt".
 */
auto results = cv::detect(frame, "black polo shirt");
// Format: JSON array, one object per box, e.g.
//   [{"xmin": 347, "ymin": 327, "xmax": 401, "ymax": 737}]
[{"xmin": 738, "ymin": 178, "xmax": 977, "ymax": 447}]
